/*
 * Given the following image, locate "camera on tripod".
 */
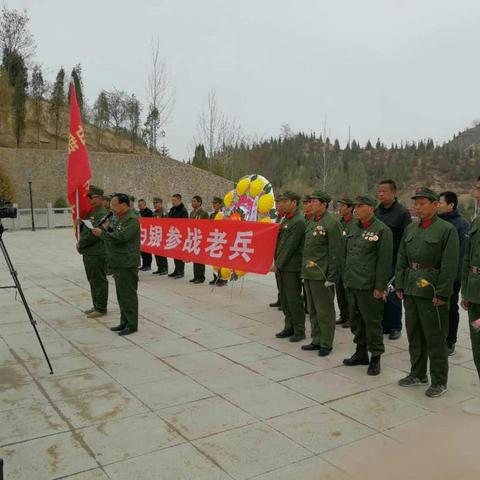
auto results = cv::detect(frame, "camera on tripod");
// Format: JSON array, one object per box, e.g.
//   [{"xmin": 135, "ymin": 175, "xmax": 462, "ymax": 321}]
[{"xmin": 0, "ymin": 195, "xmax": 17, "ymax": 219}]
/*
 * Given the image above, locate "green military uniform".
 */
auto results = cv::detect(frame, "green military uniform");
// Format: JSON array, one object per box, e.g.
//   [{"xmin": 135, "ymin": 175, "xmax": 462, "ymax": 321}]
[
  {"xmin": 100, "ymin": 208, "xmax": 141, "ymax": 330},
  {"xmin": 190, "ymin": 206, "xmax": 209, "ymax": 281},
  {"xmin": 396, "ymin": 188, "xmax": 459, "ymax": 390},
  {"xmin": 78, "ymin": 188, "xmax": 108, "ymax": 314},
  {"xmin": 336, "ymin": 197, "xmax": 355, "ymax": 326},
  {"xmin": 274, "ymin": 192, "xmax": 306, "ymax": 338},
  {"xmin": 301, "ymin": 191, "xmax": 343, "ymax": 350},
  {"xmin": 343, "ymin": 197, "xmax": 393, "ymax": 360},
  {"xmin": 461, "ymin": 216, "xmax": 480, "ymax": 381},
  {"xmin": 152, "ymin": 197, "xmax": 168, "ymax": 274}
]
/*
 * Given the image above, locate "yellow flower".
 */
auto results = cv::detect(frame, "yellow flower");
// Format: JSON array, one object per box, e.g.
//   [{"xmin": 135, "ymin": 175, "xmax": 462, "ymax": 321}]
[{"xmin": 417, "ymin": 278, "xmax": 430, "ymax": 288}]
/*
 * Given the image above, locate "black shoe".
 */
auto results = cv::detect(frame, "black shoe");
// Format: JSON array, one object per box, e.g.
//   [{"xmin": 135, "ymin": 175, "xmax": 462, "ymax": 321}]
[
  {"xmin": 110, "ymin": 324, "xmax": 126, "ymax": 332},
  {"xmin": 289, "ymin": 334, "xmax": 306, "ymax": 343},
  {"xmin": 193, "ymin": 279, "xmax": 205, "ymax": 284},
  {"xmin": 447, "ymin": 342, "xmax": 456, "ymax": 356},
  {"xmin": 367, "ymin": 355, "xmax": 381, "ymax": 375},
  {"xmin": 275, "ymin": 329, "xmax": 294, "ymax": 338},
  {"xmin": 389, "ymin": 329, "xmax": 401, "ymax": 340},
  {"xmin": 301, "ymin": 343, "xmax": 320, "ymax": 351},
  {"xmin": 173, "ymin": 274, "xmax": 184, "ymax": 279},
  {"xmin": 342, "ymin": 321, "xmax": 351, "ymax": 329},
  {"xmin": 158, "ymin": 270, "xmax": 168, "ymax": 276},
  {"xmin": 168, "ymin": 272, "xmax": 177, "ymax": 277},
  {"xmin": 209, "ymin": 279, "xmax": 216, "ymax": 285},
  {"xmin": 336, "ymin": 318, "xmax": 347, "ymax": 325},
  {"xmin": 269, "ymin": 301, "xmax": 281, "ymax": 308},
  {"xmin": 318, "ymin": 347, "xmax": 332, "ymax": 357},
  {"xmin": 383, "ymin": 329, "xmax": 389, "ymax": 334},
  {"xmin": 343, "ymin": 352, "xmax": 370, "ymax": 366},
  {"xmin": 118, "ymin": 327, "xmax": 138, "ymax": 336},
  {"xmin": 189, "ymin": 278, "xmax": 196, "ymax": 283}
]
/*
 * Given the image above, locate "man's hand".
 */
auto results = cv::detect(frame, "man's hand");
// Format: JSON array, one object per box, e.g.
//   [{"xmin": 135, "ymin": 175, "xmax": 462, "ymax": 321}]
[
  {"xmin": 460, "ymin": 298, "xmax": 470, "ymax": 310},
  {"xmin": 74, "ymin": 218, "xmax": 82, "ymax": 227},
  {"xmin": 373, "ymin": 289, "xmax": 384, "ymax": 300},
  {"xmin": 270, "ymin": 264, "xmax": 278, "ymax": 273},
  {"xmin": 396, "ymin": 290, "xmax": 404, "ymax": 300},
  {"xmin": 92, "ymin": 228, "xmax": 102, "ymax": 237},
  {"xmin": 102, "ymin": 219, "xmax": 110, "ymax": 230},
  {"xmin": 432, "ymin": 297, "xmax": 446, "ymax": 307}
]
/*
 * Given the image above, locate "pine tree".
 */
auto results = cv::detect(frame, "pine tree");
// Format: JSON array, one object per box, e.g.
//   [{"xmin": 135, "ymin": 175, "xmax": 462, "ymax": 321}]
[
  {"xmin": 69, "ymin": 64, "xmax": 84, "ymax": 114},
  {"xmin": 30, "ymin": 64, "xmax": 45, "ymax": 146},
  {"xmin": 93, "ymin": 90, "xmax": 110, "ymax": 146},
  {"xmin": 49, "ymin": 67, "xmax": 65, "ymax": 149},
  {"xmin": 12, "ymin": 62, "xmax": 27, "ymax": 146},
  {"xmin": 125, "ymin": 94, "xmax": 141, "ymax": 152},
  {"xmin": 192, "ymin": 144, "xmax": 207, "ymax": 169},
  {"xmin": 0, "ymin": 68, "xmax": 12, "ymax": 138}
]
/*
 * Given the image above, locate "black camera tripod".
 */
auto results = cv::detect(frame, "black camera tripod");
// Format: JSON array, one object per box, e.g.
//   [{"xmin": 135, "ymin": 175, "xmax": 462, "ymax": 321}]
[{"xmin": 0, "ymin": 223, "xmax": 53, "ymax": 374}]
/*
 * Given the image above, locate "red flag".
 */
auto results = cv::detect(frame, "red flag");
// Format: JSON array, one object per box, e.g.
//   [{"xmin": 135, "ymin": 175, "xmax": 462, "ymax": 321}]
[{"xmin": 67, "ymin": 82, "xmax": 92, "ymax": 224}]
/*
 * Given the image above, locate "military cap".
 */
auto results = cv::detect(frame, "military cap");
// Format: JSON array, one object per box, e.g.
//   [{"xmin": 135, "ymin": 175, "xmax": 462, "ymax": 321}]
[
  {"xmin": 354, "ymin": 195, "xmax": 377, "ymax": 207},
  {"xmin": 411, "ymin": 187, "xmax": 439, "ymax": 202},
  {"xmin": 212, "ymin": 196, "xmax": 223, "ymax": 204},
  {"xmin": 102, "ymin": 194, "xmax": 111, "ymax": 201},
  {"xmin": 310, "ymin": 190, "xmax": 331, "ymax": 203},
  {"xmin": 303, "ymin": 194, "xmax": 312, "ymax": 202},
  {"xmin": 277, "ymin": 190, "xmax": 300, "ymax": 202},
  {"xmin": 87, "ymin": 185, "xmax": 104, "ymax": 196},
  {"xmin": 337, "ymin": 196, "xmax": 354, "ymax": 207},
  {"xmin": 153, "ymin": 197, "xmax": 163, "ymax": 203}
]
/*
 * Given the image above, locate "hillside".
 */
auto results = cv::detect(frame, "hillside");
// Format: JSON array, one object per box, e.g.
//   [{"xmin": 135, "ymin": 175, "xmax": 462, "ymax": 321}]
[{"xmin": 0, "ymin": 98, "xmax": 149, "ymax": 154}]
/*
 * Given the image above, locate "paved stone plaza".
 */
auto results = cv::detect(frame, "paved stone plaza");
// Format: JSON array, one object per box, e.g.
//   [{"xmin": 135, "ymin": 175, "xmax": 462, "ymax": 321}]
[{"xmin": 1, "ymin": 229, "xmax": 479, "ymax": 480}]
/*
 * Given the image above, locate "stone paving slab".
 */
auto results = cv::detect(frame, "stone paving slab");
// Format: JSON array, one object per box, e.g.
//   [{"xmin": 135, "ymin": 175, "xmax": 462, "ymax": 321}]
[{"xmin": 0, "ymin": 229, "xmax": 479, "ymax": 480}]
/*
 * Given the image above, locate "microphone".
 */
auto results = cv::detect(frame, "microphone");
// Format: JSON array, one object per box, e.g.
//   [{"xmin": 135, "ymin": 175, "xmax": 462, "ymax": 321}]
[{"xmin": 98, "ymin": 210, "xmax": 114, "ymax": 227}]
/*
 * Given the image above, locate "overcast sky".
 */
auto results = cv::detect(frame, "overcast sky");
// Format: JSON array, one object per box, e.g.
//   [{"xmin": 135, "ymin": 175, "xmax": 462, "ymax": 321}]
[{"xmin": 9, "ymin": 0, "xmax": 480, "ymax": 161}]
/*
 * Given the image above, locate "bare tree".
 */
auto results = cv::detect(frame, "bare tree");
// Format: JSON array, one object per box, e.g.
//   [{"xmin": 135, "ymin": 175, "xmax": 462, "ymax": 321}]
[
  {"xmin": 146, "ymin": 39, "xmax": 175, "ymax": 151},
  {"xmin": 0, "ymin": 7, "xmax": 36, "ymax": 59},
  {"xmin": 195, "ymin": 89, "xmax": 243, "ymax": 173},
  {"xmin": 106, "ymin": 89, "xmax": 128, "ymax": 130}
]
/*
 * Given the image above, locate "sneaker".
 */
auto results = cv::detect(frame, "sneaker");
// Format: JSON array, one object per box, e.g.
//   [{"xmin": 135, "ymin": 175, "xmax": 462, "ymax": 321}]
[
  {"xmin": 398, "ymin": 375, "xmax": 429, "ymax": 387},
  {"xmin": 425, "ymin": 385, "xmax": 448, "ymax": 398},
  {"xmin": 86, "ymin": 310, "xmax": 107, "ymax": 318},
  {"xmin": 447, "ymin": 342, "xmax": 456, "ymax": 356}
]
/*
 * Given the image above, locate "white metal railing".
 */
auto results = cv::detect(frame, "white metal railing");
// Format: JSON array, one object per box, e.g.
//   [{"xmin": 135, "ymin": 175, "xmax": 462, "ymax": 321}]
[{"xmin": 1, "ymin": 204, "xmax": 73, "ymax": 230}]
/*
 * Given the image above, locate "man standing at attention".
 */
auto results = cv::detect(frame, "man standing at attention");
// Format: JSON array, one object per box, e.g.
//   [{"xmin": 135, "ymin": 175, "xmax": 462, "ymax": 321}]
[
  {"xmin": 92, "ymin": 193, "xmax": 141, "ymax": 336},
  {"xmin": 336, "ymin": 196, "xmax": 354, "ymax": 329},
  {"xmin": 343, "ymin": 196, "xmax": 393, "ymax": 376},
  {"xmin": 152, "ymin": 197, "xmax": 168, "ymax": 276},
  {"xmin": 273, "ymin": 191, "xmax": 306, "ymax": 342},
  {"xmin": 437, "ymin": 191, "xmax": 469, "ymax": 356},
  {"xmin": 189, "ymin": 195, "xmax": 209, "ymax": 284},
  {"xmin": 77, "ymin": 185, "xmax": 108, "ymax": 318},
  {"xmin": 301, "ymin": 190, "xmax": 343, "ymax": 356},
  {"xmin": 460, "ymin": 176, "xmax": 480, "ymax": 414},
  {"xmin": 168, "ymin": 194, "xmax": 189, "ymax": 279},
  {"xmin": 396, "ymin": 188, "xmax": 458, "ymax": 397},
  {"xmin": 375, "ymin": 179, "xmax": 412, "ymax": 340},
  {"xmin": 138, "ymin": 198, "xmax": 153, "ymax": 272}
]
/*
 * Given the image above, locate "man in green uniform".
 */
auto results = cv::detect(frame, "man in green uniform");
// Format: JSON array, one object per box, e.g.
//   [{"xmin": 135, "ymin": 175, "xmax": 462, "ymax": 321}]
[
  {"xmin": 460, "ymin": 176, "xmax": 480, "ymax": 414},
  {"xmin": 77, "ymin": 185, "xmax": 109, "ymax": 318},
  {"xmin": 396, "ymin": 187, "xmax": 459, "ymax": 397},
  {"xmin": 336, "ymin": 197, "xmax": 354, "ymax": 328},
  {"xmin": 269, "ymin": 201, "xmax": 286, "ymax": 308},
  {"xmin": 152, "ymin": 197, "xmax": 168, "ymax": 275},
  {"xmin": 301, "ymin": 190, "xmax": 343, "ymax": 356},
  {"xmin": 92, "ymin": 193, "xmax": 141, "ymax": 336},
  {"xmin": 343, "ymin": 195, "xmax": 393, "ymax": 375},
  {"xmin": 272, "ymin": 191, "xmax": 306, "ymax": 342},
  {"xmin": 189, "ymin": 195, "xmax": 209, "ymax": 284}
]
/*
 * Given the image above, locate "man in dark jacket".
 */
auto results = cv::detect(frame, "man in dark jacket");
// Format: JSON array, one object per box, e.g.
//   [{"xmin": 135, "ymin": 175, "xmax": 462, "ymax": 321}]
[
  {"xmin": 138, "ymin": 199, "xmax": 154, "ymax": 271},
  {"xmin": 152, "ymin": 197, "xmax": 168, "ymax": 275},
  {"xmin": 189, "ymin": 195, "xmax": 209, "ymax": 284},
  {"xmin": 375, "ymin": 179, "xmax": 412, "ymax": 340},
  {"xmin": 438, "ymin": 191, "xmax": 470, "ymax": 355},
  {"xmin": 209, "ymin": 197, "xmax": 227, "ymax": 286},
  {"xmin": 168, "ymin": 193, "xmax": 189, "ymax": 279}
]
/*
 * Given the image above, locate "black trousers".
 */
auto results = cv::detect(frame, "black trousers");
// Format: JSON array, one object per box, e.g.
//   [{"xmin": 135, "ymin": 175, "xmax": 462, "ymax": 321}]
[
  {"xmin": 446, "ymin": 281, "xmax": 461, "ymax": 345},
  {"xmin": 155, "ymin": 255, "xmax": 168, "ymax": 272},
  {"xmin": 173, "ymin": 259, "xmax": 184, "ymax": 275},
  {"xmin": 382, "ymin": 266, "xmax": 402, "ymax": 332},
  {"xmin": 141, "ymin": 252, "xmax": 152, "ymax": 268}
]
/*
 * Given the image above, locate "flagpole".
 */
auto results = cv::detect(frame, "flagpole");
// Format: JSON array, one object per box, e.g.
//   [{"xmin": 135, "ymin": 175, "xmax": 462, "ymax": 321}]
[{"xmin": 75, "ymin": 189, "xmax": 80, "ymax": 238}]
